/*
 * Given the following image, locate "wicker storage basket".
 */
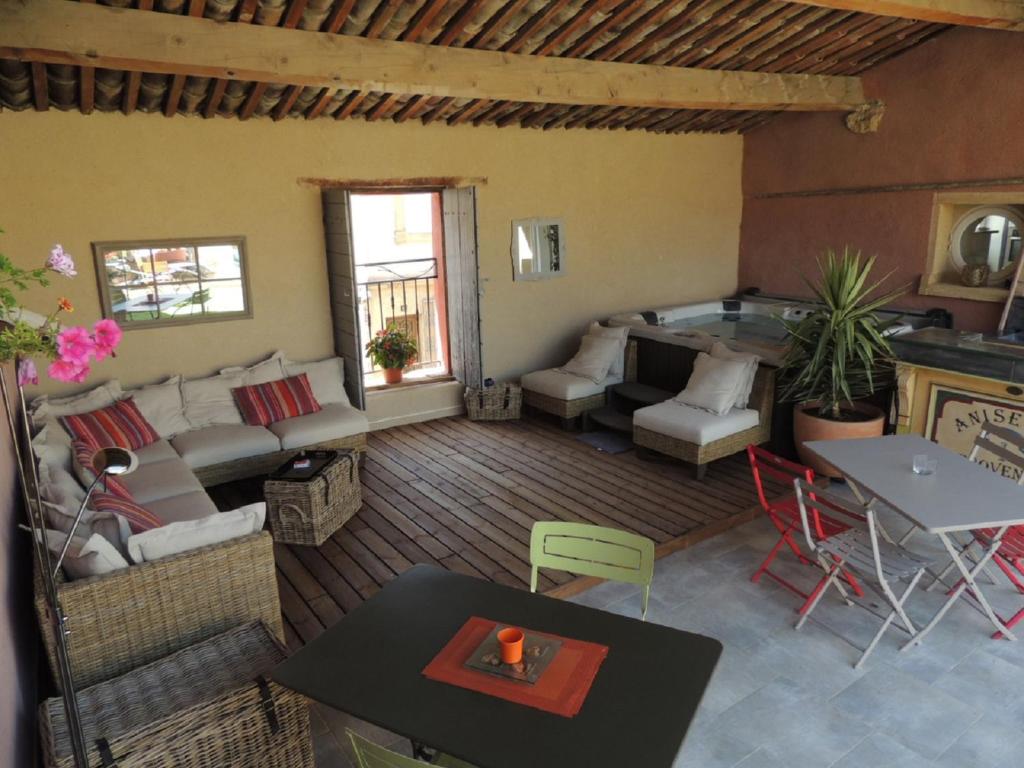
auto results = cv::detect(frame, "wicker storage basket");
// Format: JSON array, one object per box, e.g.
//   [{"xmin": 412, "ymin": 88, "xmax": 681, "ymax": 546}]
[
  {"xmin": 465, "ymin": 383, "xmax": 523, "ymax": 421},
  {"xmin": 264, "ymin": 451, "xmax": 361, "ymax": 546},
  {"xmin": 40, "ymin": 621, "xmax": 313, "ymax": 768}
]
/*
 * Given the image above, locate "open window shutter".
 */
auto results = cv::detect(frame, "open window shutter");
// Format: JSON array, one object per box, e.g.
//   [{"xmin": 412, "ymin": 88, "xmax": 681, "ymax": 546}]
[
  {"xmin": 321, "ymin": 189, "xmax": 365, "ymax": 410},
  {"xmin": 442, "ymin": 187, "xmax": 483, "ymax": 389}
]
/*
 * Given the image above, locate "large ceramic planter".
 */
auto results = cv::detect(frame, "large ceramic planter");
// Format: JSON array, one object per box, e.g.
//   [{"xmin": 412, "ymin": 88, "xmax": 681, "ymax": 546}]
[
  {"xmin": 793, "ymin": 401, "xmax": 886, "ymax": 478},
  {"xmin": 383, "ymin": 367, "xmax": 403, "ymax": 385}
]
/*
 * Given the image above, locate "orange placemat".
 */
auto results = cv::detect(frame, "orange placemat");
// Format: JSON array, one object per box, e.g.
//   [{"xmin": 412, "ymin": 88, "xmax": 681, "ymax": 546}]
[{"xmin": 422, "ymin": 617, "xmax": 608, "ymax": 718}]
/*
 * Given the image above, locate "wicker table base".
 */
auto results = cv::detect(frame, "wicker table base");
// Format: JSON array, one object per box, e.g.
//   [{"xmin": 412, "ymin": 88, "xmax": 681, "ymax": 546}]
[{"xmin": 264, "ymin": 451, "xmax": 362, "ymax": 546}]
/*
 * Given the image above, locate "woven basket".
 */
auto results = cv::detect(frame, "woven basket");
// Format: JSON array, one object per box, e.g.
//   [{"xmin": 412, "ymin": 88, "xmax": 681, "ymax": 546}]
[
  {"xmin": 465, "ymin": 383, "xmax": 523, "ymax": 421},
  {"xmin": 264, "ymin": 451, "xmax": 362, "ymax": 546},
  {"xmin": 40, "ymin": 621, "xmax": 313, "ymax": 768}
]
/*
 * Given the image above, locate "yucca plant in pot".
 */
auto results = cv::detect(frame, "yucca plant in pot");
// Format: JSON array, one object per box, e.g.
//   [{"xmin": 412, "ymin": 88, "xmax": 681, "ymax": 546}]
[{"xmin": 778, "ymin": 247, "xmax": 907, "ymax": 477}]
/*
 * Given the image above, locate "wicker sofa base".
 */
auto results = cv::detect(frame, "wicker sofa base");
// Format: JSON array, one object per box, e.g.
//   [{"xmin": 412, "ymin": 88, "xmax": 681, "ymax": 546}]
[
  {"xmin": 36, "ymin": 531, "xmax": 284, "ymax": 690},
  {"xmin": 193, "ymin": 432, "xmax": 367, "ymax": 487},
  {"xmin": 634, "ymin": 423, "xmax": 771, "ymax": 474},
  {"xmin": 523, "ymin": 390, "xmax": 606, "ymax": 420}
]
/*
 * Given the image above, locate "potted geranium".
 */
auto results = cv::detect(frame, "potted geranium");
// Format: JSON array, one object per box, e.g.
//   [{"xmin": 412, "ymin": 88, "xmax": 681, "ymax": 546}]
[
  {"xmin": 365, "ymin": 323, "xmax": 417, "ymax": 385},
  {"xmin": 778, "ymin": 247, "xmax": 906, "ymax": 476}
]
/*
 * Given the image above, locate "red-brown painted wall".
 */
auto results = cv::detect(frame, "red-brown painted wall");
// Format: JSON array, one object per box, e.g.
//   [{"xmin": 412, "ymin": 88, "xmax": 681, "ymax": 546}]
[{"xmin": 739, "ymin": 27, "xmax": 1024, "ymax": 332}]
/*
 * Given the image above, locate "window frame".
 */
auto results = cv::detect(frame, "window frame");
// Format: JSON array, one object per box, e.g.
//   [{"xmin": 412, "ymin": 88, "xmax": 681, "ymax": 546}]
[{"xmin": 92, "ymin": 236, "xmax": 253, "ymax": 330}]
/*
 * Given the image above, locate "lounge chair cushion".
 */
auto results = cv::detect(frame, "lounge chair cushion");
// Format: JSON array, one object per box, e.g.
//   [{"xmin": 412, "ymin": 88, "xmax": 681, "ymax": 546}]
[
  {"xmin": 633, "ymin": 400, "xmax": 759, "ymax": 446},
  {"xmin": 521, "ymin": 368, "xmax": 623, "ymax": 401},
  {"xmin": 171, "ymin": 424, "xmax": 280, "ymax": 469},
  {"xmin": 674, "ymin": 352, "xmax": 750, "ymax": 416},
  {"xmin": 560, "ymin": 335, "xmax": 623, "ymax": 383},
  {"xmin": 268, "ymin": 403, "xmax": 369, "ymax": 450},
  {"xmin": 145, "ymin": 491, "xmax": 220, "ymax": 525},
  {"xmin": 127, "ymin": 503, "xmax": 266, "ymax": 564},
  {"xmin": 121, "ymin": 457, "xmax": 206, "ymax": 504},
  {"xmin": 588, "ymin": 322, "xmax": 630, "ymax": 377}
]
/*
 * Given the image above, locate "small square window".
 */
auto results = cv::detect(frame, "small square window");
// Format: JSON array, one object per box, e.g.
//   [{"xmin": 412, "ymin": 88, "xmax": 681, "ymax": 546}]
[{"xmin": 93, "ymin": 237, "xmax": 252, "ymax": 329}]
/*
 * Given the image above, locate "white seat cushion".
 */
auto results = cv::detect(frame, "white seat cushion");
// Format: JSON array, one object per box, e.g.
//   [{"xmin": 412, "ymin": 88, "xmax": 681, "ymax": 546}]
[
  {"xmin": 121, "ymin": 457, "xmax": 205, "ymax": 504},
  {"xmin": 170, "ymin": 424, "xmax": 280, "ymax": 469},
  {"xmin": 134, "ymin": 439, "xmax": 180, "ymax": 467},
  {"xmin": 520, "ymin": 368, "xmax": 623, "ymax": 401},
  {"xmin": 633, "ymin": 401, "xmax": 759, "ymax": 446},
  {"xmin": 146, "ymin": 491, "xmax": 220, "ymax": 525},
  {"xmin": 268, "ymin": 403, "xmax": 369, "ymax": 450}
]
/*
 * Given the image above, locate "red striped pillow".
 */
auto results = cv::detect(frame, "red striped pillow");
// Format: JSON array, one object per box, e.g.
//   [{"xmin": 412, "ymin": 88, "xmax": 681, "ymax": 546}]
[
  {"xmin": 71, "ymin": 440, "xmax": 131, "ymax": 499},
  {"xmin": 90, "ymin": 491, "xmax": 162, "ymax": 534},
  {"xmin": 232, "ymin": 374, "xmax": 321, "ymax": 427},
  {"xmin": 60, "ymin": 398, "xmax": 159, "ymax": 450}
]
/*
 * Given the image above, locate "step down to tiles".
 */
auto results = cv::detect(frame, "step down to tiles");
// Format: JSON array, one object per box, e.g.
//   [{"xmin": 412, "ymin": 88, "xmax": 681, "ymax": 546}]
[{"xmin": 585, "ymin": 406, "xmax": 634, "ymax": 433}]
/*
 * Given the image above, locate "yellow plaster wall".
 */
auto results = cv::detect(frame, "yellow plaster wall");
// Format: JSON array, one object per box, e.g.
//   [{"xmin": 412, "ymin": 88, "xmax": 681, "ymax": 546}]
[{"xmin": 1, "ymin": 110, "xmax": 742, "ymax": 413}]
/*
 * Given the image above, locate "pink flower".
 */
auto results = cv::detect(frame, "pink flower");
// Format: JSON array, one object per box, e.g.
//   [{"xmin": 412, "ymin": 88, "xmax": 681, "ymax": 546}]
[
  {"xmin": 46, "ymin": 245, "xmax": 77, "ymax": 277},
  {"xmin": 92, "ymin": 319, "xmax": 122, "ymax": 361},
  {"xmin": 16, "ymin": 359, "xmax": 38, "ymax": 387},
  {"xmin": 56, "ymin": 326, "xmax": 95, "ymax": 364},
  {"xmin": 47, "ymin": 358, "xmax": 90, "ymax": 384}
]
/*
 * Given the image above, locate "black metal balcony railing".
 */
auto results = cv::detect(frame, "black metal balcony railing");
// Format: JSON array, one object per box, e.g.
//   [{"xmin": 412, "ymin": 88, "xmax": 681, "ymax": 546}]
[{"xmin": 357, "ymin": 269, "xmax": 444, "ymax": 374}]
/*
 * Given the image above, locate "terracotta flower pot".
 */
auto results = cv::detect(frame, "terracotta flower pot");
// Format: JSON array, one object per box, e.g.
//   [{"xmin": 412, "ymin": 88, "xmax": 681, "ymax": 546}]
[
  {"xmin": 793, "ymin": 401, "xmax": 886, "ymax": 478},
  {"xmin": 383, "ymin": 367, "xmax": 403, "ymax": 385}
]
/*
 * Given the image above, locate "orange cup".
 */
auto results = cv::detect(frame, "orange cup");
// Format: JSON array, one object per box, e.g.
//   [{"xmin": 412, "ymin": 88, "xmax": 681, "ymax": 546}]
[{"xmin": 497, "ymin": 627, "xmax": 524, "ymax": 665}]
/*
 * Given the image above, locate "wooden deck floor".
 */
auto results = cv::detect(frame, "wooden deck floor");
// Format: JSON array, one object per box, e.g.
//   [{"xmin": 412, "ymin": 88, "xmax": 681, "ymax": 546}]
[{"xmin": 209, "ymin": 416, "xmax": 769, "ymax": 651}]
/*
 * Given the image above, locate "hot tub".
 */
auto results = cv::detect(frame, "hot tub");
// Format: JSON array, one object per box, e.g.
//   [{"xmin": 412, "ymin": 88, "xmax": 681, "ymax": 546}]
[{"xmin": 609, "ymin": 297, "xmax": 917, "ymax": 366}]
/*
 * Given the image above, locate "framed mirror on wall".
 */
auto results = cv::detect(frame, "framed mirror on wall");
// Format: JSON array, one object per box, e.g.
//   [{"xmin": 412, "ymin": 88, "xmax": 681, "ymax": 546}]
[
  {"xmin": 511, "ymin": 218, "xmax": 565, "ymax": 281},
  {"xmin": 949, "ymin": 206, "xmax": 1023, "ymax": 286}
]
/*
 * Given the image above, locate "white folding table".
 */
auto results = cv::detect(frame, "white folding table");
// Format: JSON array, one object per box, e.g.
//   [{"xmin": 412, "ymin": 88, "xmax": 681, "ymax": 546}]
[{"xmin": 804, "ymin": 435, "xmax": 1024, "ymax": 646}]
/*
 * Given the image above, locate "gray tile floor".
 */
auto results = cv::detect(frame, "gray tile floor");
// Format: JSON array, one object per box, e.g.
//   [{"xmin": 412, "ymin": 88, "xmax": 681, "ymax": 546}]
[{"xmin": 312, "ymin": 506, "xmax": 1024, "ymax": 768}]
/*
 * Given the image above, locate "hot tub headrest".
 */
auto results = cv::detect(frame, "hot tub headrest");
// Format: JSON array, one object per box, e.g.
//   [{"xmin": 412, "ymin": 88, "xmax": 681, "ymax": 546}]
[{"xmin": 640, "ymin": 310, "xmax": 660, "ymax": 326}]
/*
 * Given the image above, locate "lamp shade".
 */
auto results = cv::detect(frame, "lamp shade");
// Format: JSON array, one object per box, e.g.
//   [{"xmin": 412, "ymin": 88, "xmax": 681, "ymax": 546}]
[{"xmin": 91, "ymin": 446, "xmax": 139, "ymax": 476}]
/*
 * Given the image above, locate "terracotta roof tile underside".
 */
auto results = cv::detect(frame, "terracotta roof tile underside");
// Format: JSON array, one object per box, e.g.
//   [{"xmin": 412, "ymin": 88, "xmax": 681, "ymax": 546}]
[{"xmin": 0, "ymin": 0, "xmax": 948, "ymax": 134}]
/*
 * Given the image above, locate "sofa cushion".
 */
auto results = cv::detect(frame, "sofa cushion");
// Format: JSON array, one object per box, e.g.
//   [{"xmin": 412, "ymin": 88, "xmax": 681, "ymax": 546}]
[
  {"xmin": 40, "ymin": 529, "xmax": 129, "ymax": 580},
  {"xmin": 268, "ymin": 402, "xmax": 369, "ymax": 450},
  {"xmin": 134, "ymin": 439, "xmax": 180, "ymax": 467},
  {"xmin": 60, "ymin": 397, "xmax": 161, "ymax": 450},
  {"xmin": 90, "ymin": 491, "xmax": 162, "ymax": 533},
  {"xmin": 521, "ymin": 368, "xmax": 623, "ymax": 401},
  {"xmin": 121, "ymin": 457, "xmax": 205, "ymax": 504},
  {"xmin": 145, "ymin": 491, "xmax": 220, "ymax": 525},
  {"xmin": 284, "ymin": 357, "xmax": 349, "ymax": 407},
  {"xmin": 220, "ymin": 351, "xmax": 287, "ymax": 385},
  {"xmin": 232, "ymin": 374, "xmax": 321, "ymax": 427},
  {"xmin": 171, "ymin": 424, "xmax": 280, "ymax": 469},
  {"xmin": 181, "ymin": 372, "xmax": 245, "ymax": 429},
  {"xmin": 125, "ymin": 376, "xmax": 192, "ymax": 439},
  {"xmin": 127, "ymin": 503, "xmax": 266, "ymax": 564},
  {"xmin": 633, "ymin": 401, "xmax": 759, "ymax": 447},
  {"xmin": 29, "ymin": 380, "xmax": 122, "ymax": 431}
]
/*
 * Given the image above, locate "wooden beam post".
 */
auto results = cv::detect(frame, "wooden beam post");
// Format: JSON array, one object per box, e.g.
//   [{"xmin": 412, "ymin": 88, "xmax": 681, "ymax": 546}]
[
  {"xmin": 784, "ymin": 0, "xmax": 1024, "ymax": 31},
  {"xmin": 0, "ymin": 0, "xmax": 870, "ymax": 113}
]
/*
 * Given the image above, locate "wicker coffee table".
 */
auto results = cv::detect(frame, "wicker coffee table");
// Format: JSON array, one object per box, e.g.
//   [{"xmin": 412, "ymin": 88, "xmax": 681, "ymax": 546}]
[{"xmin": 264, "ymin": 450, "xmax": 361, "ymax": 546}]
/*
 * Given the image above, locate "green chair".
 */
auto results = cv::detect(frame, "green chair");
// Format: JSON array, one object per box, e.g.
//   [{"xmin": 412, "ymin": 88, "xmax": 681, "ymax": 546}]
[
  {"xmin": 529, "ymin": 521, "xmax": 656, "ymax": 620},
  {"xmin": 347, "ymin": 730, "xmax": 476, "ymax": 768}
]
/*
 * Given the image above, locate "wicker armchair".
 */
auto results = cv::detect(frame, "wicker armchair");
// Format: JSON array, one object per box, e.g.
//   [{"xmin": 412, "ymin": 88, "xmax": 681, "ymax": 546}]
[
  {"xmin": 523, "ymin": 340, "xmax": 638, "ymax": 423},
  {"xmin": 35, "ymin": 531, "xmax": 283, "ymax": 690}
]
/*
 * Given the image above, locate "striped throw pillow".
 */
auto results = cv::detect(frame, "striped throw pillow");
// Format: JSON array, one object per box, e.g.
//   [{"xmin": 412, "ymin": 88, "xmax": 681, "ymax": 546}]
[
  {"xmin": 232, "ymin": 374, "xmax": 321, "ymax": 427},
  {"xmin": 60, "ymin": 398, "xmax": 160, "ymax": 450},
  {"xmin": 71, "ymin": 440, "xmax": 131, "ymax": 499},
  {"xmin": 90, "ymin": 491, "xmax": 162, "ymax": 534}
]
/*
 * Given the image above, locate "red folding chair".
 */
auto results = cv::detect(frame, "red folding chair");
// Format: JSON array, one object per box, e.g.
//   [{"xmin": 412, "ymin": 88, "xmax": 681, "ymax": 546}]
[
  {"xmin": 747, "ymin": 445, "xmax": 863, "ymax": 613},
  {"xmin": 973, "ymin": 526, "xmax": 1024, "ymax": 639}
]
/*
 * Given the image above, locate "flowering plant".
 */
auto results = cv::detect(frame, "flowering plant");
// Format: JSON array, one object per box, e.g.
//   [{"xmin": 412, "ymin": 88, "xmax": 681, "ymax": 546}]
[
  {"xmin": 0, "ymin": 234, "xmax": 122, "ymax": 386},
  {"xmin": 365, "ymin": 323, "xmax": 417, "ymax": 370}
]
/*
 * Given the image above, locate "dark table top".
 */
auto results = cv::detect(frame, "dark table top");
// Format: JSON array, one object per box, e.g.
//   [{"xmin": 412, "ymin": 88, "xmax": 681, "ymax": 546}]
[{"xmin": 272, "ymin": 565, "xmax": 721, "ymax": 768}]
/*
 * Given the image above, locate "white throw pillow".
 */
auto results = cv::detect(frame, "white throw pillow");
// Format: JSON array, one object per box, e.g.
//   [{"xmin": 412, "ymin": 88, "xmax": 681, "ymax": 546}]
[
  {"xmin": 560, "ymin": 335, "xmax": 622, "ymax": 384},
  {"xmin": 126, "ymin": 502, "xmax": 266, "ymax": 564},
  {"xmin": 710, "ymin": 342, "xmax": 760, "ymax": 409},
  {"xmin": 29, "ymin": 380, "xmax": 122, "ymax": 431},
  {"xmin": 39, "ymin": 529, "xmax": 129, "ymax": 580},
  {"xmin": 124, "ymin": 376, "xmax": 191, "ymax": 439},
  {"xmin": 587, "ymin": 322, "xmax": 630, "ymax": 377},
  {"xmin": 32, "ymin": 422, "xmax": 73, "ymax": 472},
  {"xmin": 220, "ymin": 351, "xmax": 287, "ymax": 385},
  {"xmin": 182, "ymin": 372, "xmax": 245, "ymax": 429},
  {"xmin": 675, "ymin": 353, "xmax": 749, "ymax": 416},
  {"xmin": 284, "ymin": 357, "xmax": 350, "ymax": 406}
]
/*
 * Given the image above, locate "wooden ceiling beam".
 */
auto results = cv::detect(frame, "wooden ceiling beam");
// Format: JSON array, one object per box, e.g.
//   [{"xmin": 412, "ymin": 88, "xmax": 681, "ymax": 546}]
[
  {"xmin": 165, "ymin": 0, "xmax": 207, "ymax": 117},
  {"xmin": 0, "ymin": 0, "xmax": 872, "ymax": 113},
  {"xmin": 783, "ymin": 0, "xmax": 1024, "ymax": 30},
  {"xmin": 79, "ymin": 0, "xmax": 96, "ymax": 115}
]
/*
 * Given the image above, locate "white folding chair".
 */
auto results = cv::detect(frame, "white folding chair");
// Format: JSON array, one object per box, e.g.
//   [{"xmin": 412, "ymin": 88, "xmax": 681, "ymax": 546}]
[{"xmin": 793, "ymin": 480, "xmax": 933, "ymax": 668}]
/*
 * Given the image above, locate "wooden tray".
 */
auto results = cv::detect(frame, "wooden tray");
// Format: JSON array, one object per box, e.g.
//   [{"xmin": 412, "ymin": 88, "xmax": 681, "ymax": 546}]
[{"xmin": 463, "ymin": 626, "xmax": 561, "ymax": 685}]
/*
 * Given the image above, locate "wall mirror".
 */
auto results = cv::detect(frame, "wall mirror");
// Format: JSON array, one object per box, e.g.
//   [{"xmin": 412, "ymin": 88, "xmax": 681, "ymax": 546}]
[
  {"xmin": 511, "ymin": 218, "xmax": 565, "ymax": 281},
  {"xmin": 949, "ymin": 206, "xmax": 1023, "ymax": 286}
]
